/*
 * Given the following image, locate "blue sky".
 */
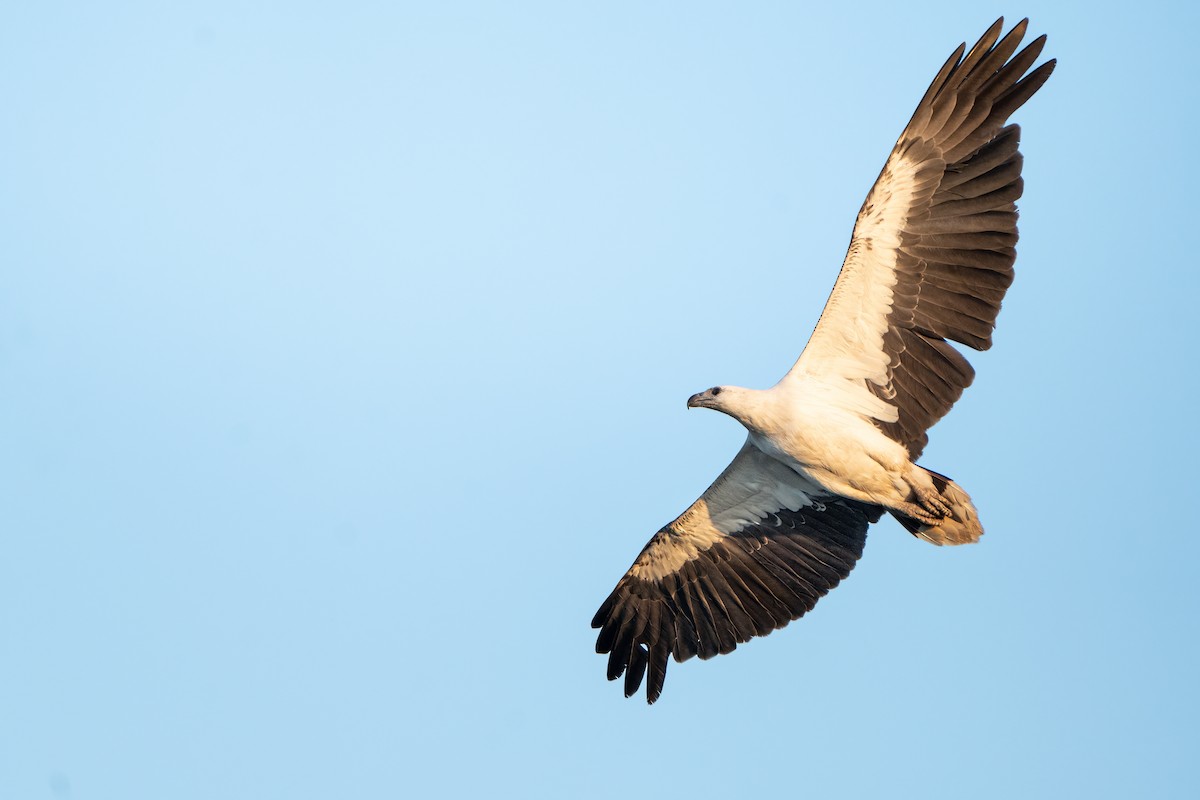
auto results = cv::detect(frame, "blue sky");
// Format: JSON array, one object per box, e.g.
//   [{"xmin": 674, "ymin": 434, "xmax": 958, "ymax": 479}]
[{"xmin": 2, "ymin": 2, "xmax": 1197, "ymax": 798}]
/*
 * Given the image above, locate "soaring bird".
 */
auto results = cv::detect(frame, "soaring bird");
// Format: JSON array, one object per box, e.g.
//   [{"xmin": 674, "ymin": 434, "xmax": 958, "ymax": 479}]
[{"xmin": 592, "ymin": 18, "xmax": 1055, "ymax": 703}]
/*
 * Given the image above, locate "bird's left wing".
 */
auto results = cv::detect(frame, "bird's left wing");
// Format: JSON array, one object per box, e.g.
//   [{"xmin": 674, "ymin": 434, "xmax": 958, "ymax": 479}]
[
  {"xmin": 784, "ymin": 18, "xmax": 1055, "ymax": 458},
  {"xmin": 592, "ymin": 439, "xmax": 878, "ymax": 703}
]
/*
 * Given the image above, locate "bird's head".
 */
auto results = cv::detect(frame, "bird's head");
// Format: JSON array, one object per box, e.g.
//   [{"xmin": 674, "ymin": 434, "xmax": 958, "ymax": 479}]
[
  {"xmin": 686, "ymin": 385, "xmax": 730, "ymax": 411},
  {"xmin": 691, "ymin": 386, "xmax": 744, "ymax": 412},
  {"xmin": 686, "ymin": 385, "xmax": 771, "ymax": 433}
]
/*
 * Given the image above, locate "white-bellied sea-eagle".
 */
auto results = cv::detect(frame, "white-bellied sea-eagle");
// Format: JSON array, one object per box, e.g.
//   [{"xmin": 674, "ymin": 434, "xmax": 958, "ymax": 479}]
[{"xmin": 593, "ymin": 18, "xmax": 1055, "ymax": 703}]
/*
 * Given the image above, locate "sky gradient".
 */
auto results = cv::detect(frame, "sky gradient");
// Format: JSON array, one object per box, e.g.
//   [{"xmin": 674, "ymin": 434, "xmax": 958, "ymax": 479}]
[{"xmin": 2, "ymin": 2, "xmax": 1198, "ymax": 798}]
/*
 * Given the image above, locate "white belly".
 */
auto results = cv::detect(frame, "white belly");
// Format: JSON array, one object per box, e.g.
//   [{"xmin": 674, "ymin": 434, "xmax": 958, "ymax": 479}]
[{"xmin": 748, "ymin": 399, "xmax": 914, "ymax": 507}]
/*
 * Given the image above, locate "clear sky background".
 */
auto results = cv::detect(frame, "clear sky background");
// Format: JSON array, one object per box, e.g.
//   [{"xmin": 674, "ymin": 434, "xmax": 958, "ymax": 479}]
[{"xmin": 2, "ymin": 2, "xmax": 1197, "ymax": 798}]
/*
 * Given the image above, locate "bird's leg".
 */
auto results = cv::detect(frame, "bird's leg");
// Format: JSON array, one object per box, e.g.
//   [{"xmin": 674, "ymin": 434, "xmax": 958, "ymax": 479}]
[
  {"xmin": 893, "ymin": 501, "xmax": 941, "ymax": 526},
  {"xmin": 913, "ymin": 484, "xmax": 953, "ymax": 519},
  {"xmin": 892, "ymin": 466, "xmax": 953, "ymax": 523},
  {"xmin": 891, "ymin": 482, "xmax": 953, "ymax": 525}
]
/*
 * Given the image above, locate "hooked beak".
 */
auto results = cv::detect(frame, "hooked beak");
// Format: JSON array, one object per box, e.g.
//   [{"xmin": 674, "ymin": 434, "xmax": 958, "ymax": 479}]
[{"xmin": 687, "ymin": 392, "xmax": 709, "ymax": 409}]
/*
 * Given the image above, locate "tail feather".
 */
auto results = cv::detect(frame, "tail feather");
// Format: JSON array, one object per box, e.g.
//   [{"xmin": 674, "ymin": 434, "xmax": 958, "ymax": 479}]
[{"xmin": 892, "ymin": 468, "xmax": 983, "ymax": 545}]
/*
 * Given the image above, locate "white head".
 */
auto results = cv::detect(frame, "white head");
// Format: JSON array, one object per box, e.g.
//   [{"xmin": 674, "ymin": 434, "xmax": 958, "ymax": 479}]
[{"xmin": 686, "ymin": 385, "xmax": 771, "ymax": 432}]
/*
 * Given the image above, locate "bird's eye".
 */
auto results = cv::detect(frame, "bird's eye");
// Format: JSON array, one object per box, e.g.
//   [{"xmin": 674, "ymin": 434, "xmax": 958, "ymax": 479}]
[{"xmin": 711, "ymin": 387, "xmax": 722, "ymax": 396}]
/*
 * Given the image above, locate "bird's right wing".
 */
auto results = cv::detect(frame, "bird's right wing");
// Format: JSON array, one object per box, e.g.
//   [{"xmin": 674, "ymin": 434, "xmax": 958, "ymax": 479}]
[{"xmin": 592, "ymin": 440, "xmax": 878, "ymax": 703}]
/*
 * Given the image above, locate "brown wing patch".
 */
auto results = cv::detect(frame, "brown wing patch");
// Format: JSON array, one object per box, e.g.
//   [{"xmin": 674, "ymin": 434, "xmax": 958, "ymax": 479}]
[{"xmin": 592, "ymin": 499, "xmax": 875, "ymax": 704}]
